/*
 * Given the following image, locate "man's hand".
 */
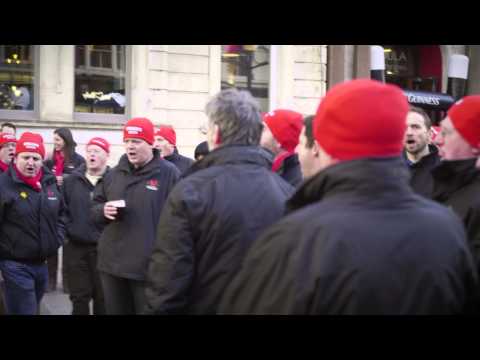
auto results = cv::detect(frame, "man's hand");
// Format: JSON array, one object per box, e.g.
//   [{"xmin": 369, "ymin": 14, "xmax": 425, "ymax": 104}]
[
  {"xmin": 104, "ymin": 202, "xmax": 118, "ymax": 220},
  {"xmin": 56, "ymin": 176, "xmax": 64, "ymax": 187}
]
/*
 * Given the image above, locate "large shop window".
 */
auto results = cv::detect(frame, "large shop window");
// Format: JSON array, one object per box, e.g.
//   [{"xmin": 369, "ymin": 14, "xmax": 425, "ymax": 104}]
[
  {"xmin": 221, "ymin": 45, "xmax": 270, "ymax": 112},
  {"xmin": 0, "ymin": 45, "xmax": 37, "ymax": 119},
  {"xmin": 74, "ymin": 45, "xmax": 127, "ymax": 120}
]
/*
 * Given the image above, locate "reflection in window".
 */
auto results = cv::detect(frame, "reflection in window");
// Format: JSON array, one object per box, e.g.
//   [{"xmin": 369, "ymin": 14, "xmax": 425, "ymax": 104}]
[
  {"xmin": 221, "ymin": 45, "xmax": 270, "ymax": 112},
  {"xmin": 0, "ymin": 45, "xmax": 35, "ymax": 111},
  {"xmin": 75, "ymin": 45, "xmax": 126, "ymax": 114}
]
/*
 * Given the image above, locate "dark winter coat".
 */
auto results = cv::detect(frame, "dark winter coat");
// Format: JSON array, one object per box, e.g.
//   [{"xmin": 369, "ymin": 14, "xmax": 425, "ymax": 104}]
[
  {"xmin": 0, "ymin": 165, "xmax": 66, "ymax": 262},
  {"xmin": 164, "ymin": 148, "xmax": 194, "ymax": 174},
  {"xmin": 432, "ymin": 158, "xmax": 480, "ymax": 270},
  {"xmin": 218, "ymin": 157, "xmax": 479, "ymax": 315},
  {"xmin": 277, "ymin": 153, "xmax": 303, "ymax": 187},
  {"xmin": 403, "ymin": 144, "xmax": 440, "ymax": 198},
  {"xmin": 62, "ymin": 164, "xmax": 110, "ymax": 246},
  {"xmin": 145, "ymin": 145, "xmax": 295, "ymax": 314},
  {"xmin": 91, "ymin": 150, "xmax": 180, "ymax": 281}
]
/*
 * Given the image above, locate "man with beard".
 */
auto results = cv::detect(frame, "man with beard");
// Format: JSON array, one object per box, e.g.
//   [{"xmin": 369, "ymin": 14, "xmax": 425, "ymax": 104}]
[
  {"xmin": 403, "ymin": 106, "xmax": 440, "ymax": 198},
  {"xmin": 433, "ymin": 95, "xmax": 480, "ymax": 271}
]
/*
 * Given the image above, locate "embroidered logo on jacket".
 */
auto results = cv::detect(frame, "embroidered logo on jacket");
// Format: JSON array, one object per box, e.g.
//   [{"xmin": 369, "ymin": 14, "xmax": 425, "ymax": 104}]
[
  {"xmin": 47, "ymin": 189, "xmax": 58, "ymax": 201},
  {"xmin": 146, "ymin": 179, "xmax": 159, "ymax": 191},
  {"xmin": 20, "ymin": 191, "xmax": 28, "ymax": 199}
]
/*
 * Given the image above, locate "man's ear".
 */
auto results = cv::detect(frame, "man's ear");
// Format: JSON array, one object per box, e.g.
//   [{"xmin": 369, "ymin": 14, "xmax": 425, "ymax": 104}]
[
  {"xmin": 214, "ymin": 124, "xmax": 222, "ymax": 145},
  {"xmin": 312, "ymin": 140, "xmax": 321, "ymax": 157}
]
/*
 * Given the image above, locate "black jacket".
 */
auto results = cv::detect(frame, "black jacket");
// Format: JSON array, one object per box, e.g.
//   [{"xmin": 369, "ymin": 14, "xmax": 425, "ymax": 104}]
[
  {"xmin": 164, "ymin": 148, "xmax": 194, "ymax": 174},
  {"xmin": 145, "ymin": 145, "xmax": 295, "ymax": 314},
  {"xmin": 45, "ymin": 151, "xmax": 85, "ymax": 178},
  {"xmin": 91, "ymin": 150, "xmax": 180, "ymax": 280},
  {"xmin": 0, "ymin": 165, "xmax": 66, "ymax": 262},
  {"xmin": 432, "ymin": 159, "xmax": 480, "ymax": 270},
  {"xmin": 62, "ymin": 164, "xmax": 110, "ymax": 246},
  {"xmin": 219, "ymin": 157, "xmax": 479, "ymax": 314},
  {"xmin": 403, "ymin": 144, "xmax": 440, "ymax": 198},
  {"xmin": 277, "ymin": 153, "xmax": 303, "ymax": 187}
]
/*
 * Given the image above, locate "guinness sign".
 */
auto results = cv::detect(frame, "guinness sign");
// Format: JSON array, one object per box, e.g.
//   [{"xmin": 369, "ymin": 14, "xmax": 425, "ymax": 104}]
[{"xmin": 403, "ymin": 90, "xmax": 455, "ymax": 111}]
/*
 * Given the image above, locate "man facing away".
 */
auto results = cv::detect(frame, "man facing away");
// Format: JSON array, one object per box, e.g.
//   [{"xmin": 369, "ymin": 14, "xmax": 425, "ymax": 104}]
[
  {"xmin": 144, "ymin": 89, "xmax": 295, "ymax": 314},
  {"xmin": 260, "ymin": 109, "xmax": 304, "ymax": 187},
  {"xmin": 218, "ymin": 79, "xmax": 479, "ymax": 315}
]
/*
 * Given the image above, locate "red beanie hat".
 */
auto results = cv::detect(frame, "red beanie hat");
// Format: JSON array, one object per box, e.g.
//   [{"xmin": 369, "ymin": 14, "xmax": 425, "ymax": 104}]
[
  {"xmin": 155, "ymin": 126, "xmax": 176, "ymax": 146},
  {"xmin": 263, "ymin": 109, "xmax": 303, "ymax": 152},
  {"xmin": 15, "ymin": 132, "xmax": 45, "ymax": 159},
  {"xmin": 123, "ymin": 117, "xmax": 154, "ymax": 145},
  {"xmin": 87, "ymin": 137, "xmax": 110, "ymax": 154},
  {"xmin": 447, "ymin": 95, "xmax": 480, "ymax": 149},
  {"xmin": 0, "ymin": 132, "xmax": 16, "ymax": 147},
  {"xmin": 314, "ymin": 79, "xmax": 408, "ymax": 161}
]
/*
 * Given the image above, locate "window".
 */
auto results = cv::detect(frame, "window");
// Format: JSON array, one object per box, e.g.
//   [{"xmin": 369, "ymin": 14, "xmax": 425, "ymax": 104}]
[
  {"xmin": 0, "ymin": 45, "xmax": 36, "ymax": 118},
  {"xmin": 74, "ymin": 45, "xmax": 127, "ymax": 118},
  {"xmin": 221, "ymin": 45, "xmax": 270, "ymax": 112}
]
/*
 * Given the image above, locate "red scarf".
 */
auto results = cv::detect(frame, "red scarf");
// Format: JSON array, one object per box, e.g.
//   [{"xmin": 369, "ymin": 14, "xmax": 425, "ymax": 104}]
[
  {"xmin": 272, "ymin": 151, "xmax": 294, "ymax": 173},
  {"xmin": 14, "ymin": 164, "xmax": 43, "ymax": 192},
  {"xmin": 0, "ymin": 160, "xmax": 8, "ymax": 172},
  {"xmin": 54, "ymin": 150, "xmax": 65, "ymax": 176}
]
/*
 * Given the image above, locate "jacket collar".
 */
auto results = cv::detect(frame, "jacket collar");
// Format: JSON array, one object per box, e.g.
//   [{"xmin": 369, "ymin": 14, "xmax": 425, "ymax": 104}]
[
  {"xmin": 287, "ymin": 157, "xmax": 411, "ymax": 212},
  {"xmin": 432, "ymin": 158, "xmax": 480, "ymax": 200},
  {"xmin": 117, "ymin": 149, "xmax": 162, "ymax": 175},
  {"xmin": 403, "ymin": 144, "xmax": 439, "ymax": 167},
  {"xmin": 8, "ymin": 163, "xmax": 57, "ymax": 188},
  {"xmin": 182, "ymin": 144, "xmax": 273, "ymax": 178}
]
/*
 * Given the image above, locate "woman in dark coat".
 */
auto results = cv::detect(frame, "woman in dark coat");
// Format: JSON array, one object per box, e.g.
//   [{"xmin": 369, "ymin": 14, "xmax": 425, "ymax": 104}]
[{"xmin": 44, "ymin": 127, "xmax": 85, "ymax": 293}]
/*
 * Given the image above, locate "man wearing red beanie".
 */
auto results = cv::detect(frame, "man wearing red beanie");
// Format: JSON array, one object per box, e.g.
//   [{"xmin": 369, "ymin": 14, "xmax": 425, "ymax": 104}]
[
  {"xmin": 260, "ymin": 109, "xmax": 303, "ymax": 187},
  {"xmin": 0, "ymin": 132, "xmax": 65, "ymax": 314},
  {"xmin": 154, "ymin": 125, "xmax": 193, "ymax": 174},
  {"xmin": 62, "ymin": 137, "xmax": 111, "ymax": 315},
  {"xmin": 0, "ymin": 133, "xmax": 16, "ymax": 173},
  {"xmin": 91, "ymin": 117, "xmax": 180, "ymax": 314},
  {"xmin": 219, "ymin": 79, "xmax": 479, "ymax": 315},
  {"xmin": 432, "ymin": 95, "xmax": 480, "ymax": 272}
]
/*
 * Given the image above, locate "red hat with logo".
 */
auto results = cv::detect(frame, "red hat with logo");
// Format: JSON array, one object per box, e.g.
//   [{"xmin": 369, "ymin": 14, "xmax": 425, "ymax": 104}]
[
  {"xmin": 0, "ymin": 132, "xmax": 16, "ymax": 147},
  {"xmin": 263, "ymin": 109, "xmax": 303, "ymax": 152},
  {"xmin": 15, "ymin": 132, "xmax": 45, "ymax": 159},
  {"xmin": 313, "ymin": 79, "xmax": 409, "ymax": 161},
  {"xmin": 87, "ymin": 137, "xmax": 110, "ymax": 154},
  {"xmin": 155, "ymin": 126, "xmax": 176, "ymax": 146},
  {"xmin": 123, "ymin": 117, "xmax": 154, "ymax": 145},
  {"xmin": 447, "ymin": 95, "xmax": 480, "ymax": 149}
]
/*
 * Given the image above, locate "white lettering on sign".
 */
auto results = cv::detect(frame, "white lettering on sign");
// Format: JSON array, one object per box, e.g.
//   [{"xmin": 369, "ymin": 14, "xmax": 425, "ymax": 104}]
[{"xmin": 406, "ymin": 94, "xmax": 440, "ymax": 106}]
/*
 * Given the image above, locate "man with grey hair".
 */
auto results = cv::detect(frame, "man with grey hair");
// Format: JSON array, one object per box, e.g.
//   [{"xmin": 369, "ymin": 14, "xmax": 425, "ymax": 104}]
[{"xmin": 144, "ymin": 88, "xmax": 295, "ymax": 314}]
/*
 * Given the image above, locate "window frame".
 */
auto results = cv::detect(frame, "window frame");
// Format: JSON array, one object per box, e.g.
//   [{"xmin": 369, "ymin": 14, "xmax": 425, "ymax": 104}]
[
  {"xmin": 0, "ymin": 45, "xmax": 40, "ymax": 121},
  {"xmin": 73, "ymin": 45, "xmax": 130, "ymax": 125}
]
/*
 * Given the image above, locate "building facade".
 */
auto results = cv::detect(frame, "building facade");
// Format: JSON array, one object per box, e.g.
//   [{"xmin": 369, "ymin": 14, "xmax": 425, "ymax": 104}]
[{"xmin": 0, "ymin": 45, "xmax": 476, "ymax": 165}]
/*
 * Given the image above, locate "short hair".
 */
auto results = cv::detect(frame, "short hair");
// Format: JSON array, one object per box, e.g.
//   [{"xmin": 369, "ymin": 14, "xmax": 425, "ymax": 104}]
[
  {"xmin": 408, "ymin": 106, "xmax": 432, "ymax": 129},
  {"xmin": 303, "ymin": 115, "xmax": 315, "ymax": 148},
  {"xmin": 205, "ymin": 88, "xmax": 263, "ymax": 146},
  {"xmin": 1, "ymin": 122, "xmax": 16, "ymax": 132}
]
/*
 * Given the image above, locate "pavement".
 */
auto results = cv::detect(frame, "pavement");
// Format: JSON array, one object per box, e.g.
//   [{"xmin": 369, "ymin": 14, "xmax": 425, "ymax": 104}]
[{"xmin": 39, "ymin": 246, "xmax": 72, "ymax": 315}]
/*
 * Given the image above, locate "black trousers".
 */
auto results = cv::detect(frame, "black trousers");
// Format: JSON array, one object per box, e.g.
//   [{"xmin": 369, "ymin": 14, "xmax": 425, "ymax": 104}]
[
  {"xmin": 65, "ymin": 242, "xmax": 105, "ymax": 315},
  {"xmin": 99, "ymin": 272, "xmax": 146, "ymax": 315}
]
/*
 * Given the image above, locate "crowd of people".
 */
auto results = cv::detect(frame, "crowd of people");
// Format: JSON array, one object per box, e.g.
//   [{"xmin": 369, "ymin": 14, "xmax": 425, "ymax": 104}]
[{"xmin": 1, "ymin": 78, "xmax": 480, "ymax": 315}]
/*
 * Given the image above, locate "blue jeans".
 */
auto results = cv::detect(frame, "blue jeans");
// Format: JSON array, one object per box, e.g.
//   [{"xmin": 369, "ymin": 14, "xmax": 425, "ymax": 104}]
[{"xmin": 0, "ymin": 259, "xmax": 48, "ymax": 315}]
